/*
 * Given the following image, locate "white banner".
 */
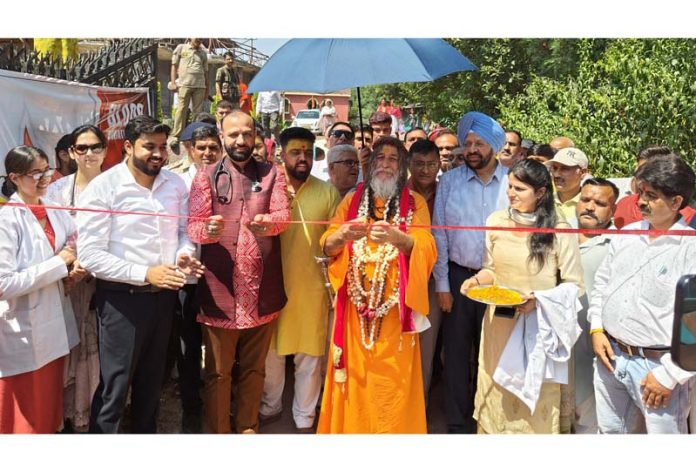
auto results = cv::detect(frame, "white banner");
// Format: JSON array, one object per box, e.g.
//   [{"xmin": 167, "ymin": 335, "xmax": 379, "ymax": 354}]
[{"xmin": 0, "ymin": 69, "xmax": 150, "ymax": 175}]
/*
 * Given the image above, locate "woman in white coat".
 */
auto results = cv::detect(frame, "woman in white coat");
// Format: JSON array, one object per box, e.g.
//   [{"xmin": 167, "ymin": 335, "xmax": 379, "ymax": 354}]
[{"xmin": 0, "ymin": 145, "xmax": 80, "ymax": 433}]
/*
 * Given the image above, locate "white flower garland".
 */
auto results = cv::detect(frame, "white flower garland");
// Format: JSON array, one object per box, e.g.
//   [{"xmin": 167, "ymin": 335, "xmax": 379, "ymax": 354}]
[{"xmin": 347, "ymin": 189, "xmax": 413, "ymax": 350}]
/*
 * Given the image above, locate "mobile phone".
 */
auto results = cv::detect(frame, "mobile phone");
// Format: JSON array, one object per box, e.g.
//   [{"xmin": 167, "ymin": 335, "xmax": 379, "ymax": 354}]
[{"xmin": 494, "ymin": 305, "xmax": 516, "ymax": 318}]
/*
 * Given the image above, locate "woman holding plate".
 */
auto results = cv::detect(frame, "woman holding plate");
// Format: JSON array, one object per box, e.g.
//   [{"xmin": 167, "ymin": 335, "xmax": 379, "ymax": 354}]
[{"xmin": 460, "ymin": 159, "xmax": 584, "ymax": 434}]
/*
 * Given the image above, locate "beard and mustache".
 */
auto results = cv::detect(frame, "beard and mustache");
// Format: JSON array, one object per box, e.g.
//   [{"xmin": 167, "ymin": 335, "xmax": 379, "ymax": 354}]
[
  {"xmin": 370, "ymin": 171, "xmax": 399, "ymax": 200},
  {"xmin": 225, "ymin": 143, "xmax": 253, "ymax": 163},
  {"xmin": 465, "ymin": 149, "xmax": 494, "ymax": 170}
]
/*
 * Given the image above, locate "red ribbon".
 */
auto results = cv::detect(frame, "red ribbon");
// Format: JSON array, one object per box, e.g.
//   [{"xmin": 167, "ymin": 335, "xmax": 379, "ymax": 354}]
[{"xmin": 1, "ymin": 201, "xmax": 694, "ymax": 237}]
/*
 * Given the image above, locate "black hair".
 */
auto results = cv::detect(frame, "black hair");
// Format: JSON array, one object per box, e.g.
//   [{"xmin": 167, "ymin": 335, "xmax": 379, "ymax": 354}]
[
  {"xmin": 216, "ymin": 100, "xmax": 235, "ymax": 110},
  {"xmin": 124, "ymin": 115, "xmax": 170, "ymax": 144},
  {"xmin": 2, "ymin": 146, "xmax": 50, "ymax": 197},
  {"xmin": 363, "ymin": 136, "xmax": 409, "ymax": 222},
  {"xmin": 193, "ymin": 112, "xmax": 217, "ymax": 126},
  {"xmin": 509, "ymin": 159, "xmax": 557, "ymax": 272},
  {"xmin": 56, "ymin": 133, "xmax": 77, "ymax": 174},
  {"xmin": 528, "ymin": 143, "xmax": 556, "ymax": 160},
  {"xmin": 190, "ymin": 125, "xmax": 221, "ymax": 145},
  {"xmin": 506, "ymin": 129, "xmax": 522, "ymax": 144},
  {"xmin": 328, "ymin": 121, "xmax": 354, "ymax": 135},
  {"xmin": 634, "ymin": 152, "xmax": 695, "ymax": 210},
  {"xmin": 223, "ymin": 51, "xmax": 234, "ymax": 60},
  {"xmin": 408, "ymin": 138, "xmax": 439, "ymax": 158},
  {"xmin": 637, "ymin": 145, "xmax": 673, "ymax": 163},
  {"xmin": 404, "ymin": 127, "xmax": 426, "ymax": 142},
  {"xmin": 278, "ymin": 126, "xmax": 316, "ymax": 148},
  {"xmin": 581, "ymin": 177, "xmax": 620, "ymax": 202},
  {"xmin": 69, "ymin": 124, "xmax": 108, "ymax": 148},
  {"xmin": 368, "ymin": 111, "xmax": 392, "ymax": 126},
  {"xmin": 55, "ymin": 134, "xmax": 72, "ymax": 153}
]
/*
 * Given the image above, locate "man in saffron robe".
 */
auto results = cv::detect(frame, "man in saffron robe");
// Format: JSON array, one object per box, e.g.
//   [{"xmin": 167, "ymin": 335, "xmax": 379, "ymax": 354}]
[{"xmin": 318, "ymin": 136, "xmax": 436, "ymax": 433}]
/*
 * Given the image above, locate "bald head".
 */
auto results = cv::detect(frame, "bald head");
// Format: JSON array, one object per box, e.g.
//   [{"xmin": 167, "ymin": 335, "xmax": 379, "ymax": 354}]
[
  {"xmin": 550, "ymin": 136, "xmax": 575, "ymax": 151},
  {"xmin": 221, "ymin": 110, "xmax": 255, "ymax": 163},
  {"xmin": 221, "ymin": 110, "xmax": 256, "ymax": 132}
]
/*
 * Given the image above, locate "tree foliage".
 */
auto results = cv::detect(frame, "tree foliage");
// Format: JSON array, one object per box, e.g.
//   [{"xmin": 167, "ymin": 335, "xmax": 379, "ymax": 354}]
[
  {"xmin": 351, "ymin": 38, "xmax": 696, "ymax": 177},
  {"xmin": 500, "ymin": 39, "xmax": 696, "ymax": 177}
]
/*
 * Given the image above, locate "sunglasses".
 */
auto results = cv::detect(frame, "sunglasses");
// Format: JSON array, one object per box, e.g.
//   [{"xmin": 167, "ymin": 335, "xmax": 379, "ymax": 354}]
[
  {"xmin": 72, "ymin": 143, "xmax": 105, "ymax": 155},
  {"xmin": 331, "ymin": 129, "xmax": 354, "ymax": 140},
  {"xmin": 22, "ymin": 169, "xmax": 56, "ymax": 181}
]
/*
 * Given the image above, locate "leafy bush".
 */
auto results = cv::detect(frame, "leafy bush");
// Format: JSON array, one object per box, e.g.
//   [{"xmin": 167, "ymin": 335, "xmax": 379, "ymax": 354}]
[{"xmin": 500, "ymin": 39, "xmax": 696, "ymax": 177}]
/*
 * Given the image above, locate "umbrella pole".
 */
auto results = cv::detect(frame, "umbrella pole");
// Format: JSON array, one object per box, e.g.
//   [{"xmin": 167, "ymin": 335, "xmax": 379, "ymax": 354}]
[
  {"xmin": 357, "ymin": 86, "xmax": 368, "ymax": 177},
  {"xmin": 357, "ymin": 86, "xmax": 365, "ymax": 146}
]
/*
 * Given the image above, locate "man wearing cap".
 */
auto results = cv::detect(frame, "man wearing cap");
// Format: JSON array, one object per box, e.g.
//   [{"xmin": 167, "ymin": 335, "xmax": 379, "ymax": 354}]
[
  {"xmin": 432, "ymin": 111, "xmax": 509, "ymax": 434},
  {"xmin": 546, "ymin": 147, "xmax": 589, "ymax": 228},
  {"xmin": 167, "ymin": 122, "xmax": 212, "ymax": 177},
  {"xmin": 165, "ymin": 122, "xmax": 222, "ymax": 432},
  {"xmin": 259, "ymin": 127, "xmax": 340, "ymax": 433}
]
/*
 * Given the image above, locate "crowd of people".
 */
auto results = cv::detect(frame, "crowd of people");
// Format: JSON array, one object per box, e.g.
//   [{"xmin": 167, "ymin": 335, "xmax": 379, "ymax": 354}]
[{"xmin": 1, "ymin": 98, "xmax": 695, "ymax": 435}]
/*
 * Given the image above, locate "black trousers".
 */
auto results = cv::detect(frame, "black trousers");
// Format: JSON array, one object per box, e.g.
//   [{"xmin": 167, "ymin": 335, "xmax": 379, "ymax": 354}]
[
  {"xmin": 89, "ymin": 287, "xmax": 177, "ymax": 433},
  {"xmin": 175, "ymin": 284, "xmax": 203, "ymax": 414},
  {"xmin": 442, "ymin": 262, "xmax": 487, "ymax": 434}
]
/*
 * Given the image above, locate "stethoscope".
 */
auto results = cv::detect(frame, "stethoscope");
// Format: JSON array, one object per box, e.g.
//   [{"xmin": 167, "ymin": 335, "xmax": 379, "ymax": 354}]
[{"xmin": 213, "ymin": 156, "xmax": 262, "ymax": 204}]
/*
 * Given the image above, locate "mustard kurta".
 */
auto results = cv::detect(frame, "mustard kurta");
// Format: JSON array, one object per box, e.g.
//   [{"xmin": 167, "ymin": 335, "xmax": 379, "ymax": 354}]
[
  {"xmin": 474, "ymin": 210, "xmax": 584, "ymax": 434},
  {"xmin": 272, "ymin": 175, "xmax": 340, "ymax": 357},
  {"xmin": 317, "ymin": 190, "xmax": 436, "ymax": 433}
]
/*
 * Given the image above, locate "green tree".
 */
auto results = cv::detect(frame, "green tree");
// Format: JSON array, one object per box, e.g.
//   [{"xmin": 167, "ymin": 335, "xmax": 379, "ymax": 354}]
[{"xmin": 500, "ymin": 39, "xmax": 696, "ymax": 177}]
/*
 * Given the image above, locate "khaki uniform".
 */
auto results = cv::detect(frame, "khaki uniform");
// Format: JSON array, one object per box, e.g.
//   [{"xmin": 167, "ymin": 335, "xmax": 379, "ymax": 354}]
[{"xmin": 172, "ymin": 42, "xmax": 208, "ymax": 138}]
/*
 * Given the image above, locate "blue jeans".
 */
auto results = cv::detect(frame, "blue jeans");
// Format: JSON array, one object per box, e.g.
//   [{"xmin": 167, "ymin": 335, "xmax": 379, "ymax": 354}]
[{"xmin": 593, "ymin": 340, "xmax": 693, "ymax": 434}]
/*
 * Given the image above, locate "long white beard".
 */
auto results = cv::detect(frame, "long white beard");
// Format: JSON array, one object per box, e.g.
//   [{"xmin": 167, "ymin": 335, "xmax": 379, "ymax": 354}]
[{"xmin": 370, "ymin": 174, "xmax": 398, "ymax": 200}]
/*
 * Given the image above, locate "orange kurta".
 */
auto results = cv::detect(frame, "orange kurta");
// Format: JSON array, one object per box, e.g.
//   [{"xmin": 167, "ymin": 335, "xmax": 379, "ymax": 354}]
[{"xmin": 317, "ymin": 190, "xmax": 436, "ymax": 433}]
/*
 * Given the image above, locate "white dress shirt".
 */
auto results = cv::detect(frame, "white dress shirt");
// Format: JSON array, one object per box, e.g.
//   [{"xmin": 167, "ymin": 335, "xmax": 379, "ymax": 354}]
[
  {"xmin": 0, "ymin": 194, "xmax": 79, "ymax": 377},
  {"xmin": 255, "ymin": 91, "xmax": 284, "ymax": 115},
  {"xmin": 76, "ymin": 162, "xmax": 195, "ymax": 285},
  {"xmin": 588, "ymin": 218, "xmax": 696, "ymax": 389}
]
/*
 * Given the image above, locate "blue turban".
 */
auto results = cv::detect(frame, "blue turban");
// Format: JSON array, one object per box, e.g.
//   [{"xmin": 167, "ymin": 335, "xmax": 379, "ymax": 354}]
[{"xmin": 457, "ymin": 111, "xmax": 506, "ymax": 154}]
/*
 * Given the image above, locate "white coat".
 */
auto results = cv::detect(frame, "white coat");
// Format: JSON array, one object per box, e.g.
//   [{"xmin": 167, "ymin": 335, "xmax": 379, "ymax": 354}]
[
  {"xmin": 492, "ymin": 283, "xmax": 582, "ymax": 414},
  {"xmin": 0, "ymin": 193, "xmax": 79, "ymax": 378}
]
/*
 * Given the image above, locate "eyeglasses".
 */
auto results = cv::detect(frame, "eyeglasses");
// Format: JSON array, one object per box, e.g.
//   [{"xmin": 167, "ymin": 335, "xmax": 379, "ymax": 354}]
[
  {"xmin": 333, "ymin": 159, "xmax": 359, "ymax": 168},
  {"xmin": 73, "ymin": 143, "xmax": 105, "ymax": 155},
  {"xmin": 22, "ymin": 169, "xmax": 56, "ymax": 181},
  {"xmin": 330, "ymin": 129, "xmax": 354, "ymax": 140}
]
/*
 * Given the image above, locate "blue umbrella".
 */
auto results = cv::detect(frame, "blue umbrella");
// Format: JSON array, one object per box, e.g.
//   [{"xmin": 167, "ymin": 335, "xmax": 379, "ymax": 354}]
[{"xmin": 247, "ymin": 38, "xmax": 477, "ymax": 137}]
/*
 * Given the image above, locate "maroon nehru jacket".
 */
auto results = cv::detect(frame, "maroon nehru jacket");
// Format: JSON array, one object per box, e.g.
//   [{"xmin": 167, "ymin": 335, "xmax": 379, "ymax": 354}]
[{"xmin": 188, "ymin": 157, "xmax": 291, "ymax": 329}]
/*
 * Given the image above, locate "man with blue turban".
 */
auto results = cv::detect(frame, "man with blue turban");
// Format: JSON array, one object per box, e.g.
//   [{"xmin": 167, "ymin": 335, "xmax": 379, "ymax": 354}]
[{"xmin": 432, "ymin": 111, "xmax": 510, "ymax": 433}]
